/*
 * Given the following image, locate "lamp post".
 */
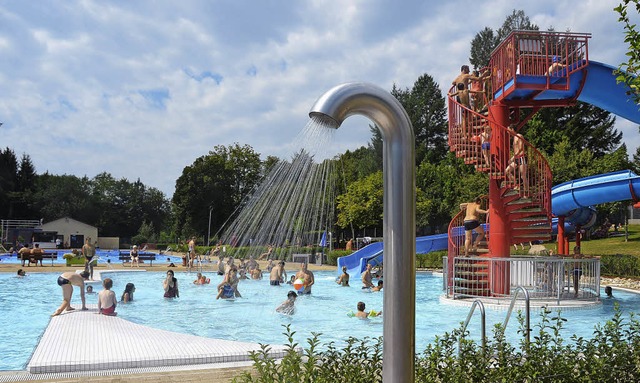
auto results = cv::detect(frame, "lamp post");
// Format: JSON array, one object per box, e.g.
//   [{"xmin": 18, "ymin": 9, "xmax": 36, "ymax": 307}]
[{"xmin": 207, "ymin": 206, "xmax": 213, "ymax": 246}]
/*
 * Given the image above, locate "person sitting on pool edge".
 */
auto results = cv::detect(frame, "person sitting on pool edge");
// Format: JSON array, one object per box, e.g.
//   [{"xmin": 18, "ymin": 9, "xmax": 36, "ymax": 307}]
[
  {"xmin": 355, "ymin": 301, "xmax": 382, "ymax": 319},
  {"xmin": 276, "ymin": 291, "xmax": 297, "ymax": 315},
  {"xmin": 98, "ymin": 278, "xmax": 117, "ymax": 316}
]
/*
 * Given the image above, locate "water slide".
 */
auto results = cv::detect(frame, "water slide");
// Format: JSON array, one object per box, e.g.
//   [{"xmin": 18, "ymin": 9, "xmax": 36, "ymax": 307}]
[
  {"xmin": 549, "ymin": 60, "xmax": 640, "ymax": 231},
  {"xmin": 551, "ymin": 170, "xmax": 640, "ymax": 229},
  {"xmin": 338, "ymin": 60, "xmax": 640, "ymax": 275},
  {"xmin": 336, "ymin": 233, "xmax": 448, "ymax": 277}
]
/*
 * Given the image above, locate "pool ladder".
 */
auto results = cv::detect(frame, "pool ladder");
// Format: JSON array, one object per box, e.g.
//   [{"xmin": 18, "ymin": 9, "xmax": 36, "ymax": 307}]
[{"xmin": 459, "ymin": 286, "xmax": 531, "ymax": 353}]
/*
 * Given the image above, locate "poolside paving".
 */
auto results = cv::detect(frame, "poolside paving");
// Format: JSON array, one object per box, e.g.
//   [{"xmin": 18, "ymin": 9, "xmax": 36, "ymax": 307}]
[
  {"xmin": 23, "ymin": 269, "xmax": 289, "ymax": 376},
  {"xmin": 27, "ymin": 304, "xmax": 288, "ymax": 374}
]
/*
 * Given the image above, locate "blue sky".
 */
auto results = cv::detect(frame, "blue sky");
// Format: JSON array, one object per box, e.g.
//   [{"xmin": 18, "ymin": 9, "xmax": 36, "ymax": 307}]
[{"xmin": 0, "ymin": 0, "xmax": 637, "ymax": 197}]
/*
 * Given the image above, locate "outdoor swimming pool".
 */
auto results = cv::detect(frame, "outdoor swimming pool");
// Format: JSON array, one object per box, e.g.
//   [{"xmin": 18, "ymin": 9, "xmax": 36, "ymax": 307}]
[
  {"xmin": 0, "ymin": 250, "xmax": 183, "ymax": 266},
  {"xmin": 1, "ymin": 270, "xmax": 638, "ymax": 371}
]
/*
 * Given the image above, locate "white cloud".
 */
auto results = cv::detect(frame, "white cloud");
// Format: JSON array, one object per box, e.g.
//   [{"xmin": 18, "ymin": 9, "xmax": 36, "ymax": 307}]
[{"xmin": 0, "ymin": 0, "xmax": 637, "ymax": 197}]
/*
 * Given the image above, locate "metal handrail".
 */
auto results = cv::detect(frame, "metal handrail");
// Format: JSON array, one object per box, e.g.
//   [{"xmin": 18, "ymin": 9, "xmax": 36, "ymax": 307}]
[
  {"xmin": 501, "ymin": 286, "xmax": 531, "ymax": 346},
  {"xmin": 459, "ymin": 299, "xmax": 486, "ymax": 354}
]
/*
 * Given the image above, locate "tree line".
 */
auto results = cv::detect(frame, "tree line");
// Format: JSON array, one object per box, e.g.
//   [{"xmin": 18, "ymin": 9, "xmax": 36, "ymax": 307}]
[{"xmin": 1, "ymin": 9, "xmax": 639, "ymax": 245}]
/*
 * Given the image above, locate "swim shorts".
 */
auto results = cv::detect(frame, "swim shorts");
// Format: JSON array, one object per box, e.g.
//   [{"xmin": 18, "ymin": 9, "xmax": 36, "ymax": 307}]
[
  {"xmin": 57, "ymin": 276, "xmax": 70, "ymax": 286},
  {"xmin": 481, "ymin": 142, "xmax": 490, "ymax": 150},
  {"xmin": 270, "ymin": 280, "xmax": 280, "ymax": 286},
  {"xmin": 464, "ymin": 220, "xmax": 480, "ymax": 231}
]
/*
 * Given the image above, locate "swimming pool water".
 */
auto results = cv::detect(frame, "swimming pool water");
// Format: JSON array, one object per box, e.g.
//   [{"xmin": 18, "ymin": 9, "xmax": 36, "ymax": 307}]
[{"xmin": 1, "ymin": 270, "xmax": 639, "ymax": 371}]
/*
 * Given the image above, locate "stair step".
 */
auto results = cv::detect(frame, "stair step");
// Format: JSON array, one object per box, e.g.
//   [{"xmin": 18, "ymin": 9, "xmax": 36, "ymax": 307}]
[
  {"xmin": 456, "ymin": 279, "xmax": 489, "ymax": 286},
  {"xmin": 453, "ymin": 287, "xmax": 491, "ymax": 295},
  {"xmin": 456, "ymin": 270, "xmax": 489, "ymax": 277},
  {"xmin": 512, "ymin": 226, "xmax": 552, "ymax": 232},
  {"xmin": 454, "ymin": 262, "xmax": 489, "ymax": 269}
]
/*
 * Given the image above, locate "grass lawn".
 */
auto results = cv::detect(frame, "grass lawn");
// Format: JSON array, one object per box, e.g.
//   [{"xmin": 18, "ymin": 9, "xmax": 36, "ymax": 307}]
[
  {"xmin": 579, "ymin": 224, "xmax": 640, "ymax": 256},
  {"xmin": 513, "ymin": 224, "xmax": 640, "ymax": 257}
]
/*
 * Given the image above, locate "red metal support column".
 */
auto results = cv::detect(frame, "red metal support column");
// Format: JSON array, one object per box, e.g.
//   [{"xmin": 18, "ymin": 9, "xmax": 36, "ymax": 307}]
[
  {"xmin": 488, "ymin": 102, "xmax": 511, "ymax": 295},
  {"xmin": 557, "ymin": 216, "xmax": 565, "ymax": 255}
]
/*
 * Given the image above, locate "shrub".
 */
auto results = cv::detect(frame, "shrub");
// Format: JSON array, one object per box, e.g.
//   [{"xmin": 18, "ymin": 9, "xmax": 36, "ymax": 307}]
[
  {"xmin": 416, "ymin": 250, "xmax": 446, "ymax": 269},
  {"xmin": 235, "ymin": 306, "xmax": 640, "ymax": 382},
  {"xmin": 600, "ymin": 254, "xmax": 640, "ymax": 277}
]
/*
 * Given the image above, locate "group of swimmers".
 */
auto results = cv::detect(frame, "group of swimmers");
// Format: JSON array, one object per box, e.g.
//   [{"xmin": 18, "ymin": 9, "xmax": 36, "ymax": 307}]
[
  {"xmin": 50, "ymin": 254, "xmax": 382, "ymax": 319},
  {"xmin": 51, "ymin": 270, "xmax": 136, "ymax": 317}
]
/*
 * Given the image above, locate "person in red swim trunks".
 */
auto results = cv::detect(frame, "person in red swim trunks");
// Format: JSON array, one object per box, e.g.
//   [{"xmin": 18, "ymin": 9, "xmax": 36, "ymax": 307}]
[{"xmin": 98, "ymin": 278, "xmax": 117, "ymax": 316}]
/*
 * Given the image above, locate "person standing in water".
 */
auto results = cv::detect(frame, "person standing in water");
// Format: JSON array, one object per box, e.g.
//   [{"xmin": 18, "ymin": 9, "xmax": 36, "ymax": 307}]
[
  {"xmin": 163, "ymin": 270, "xmax": 179, "ymax": 298},
  {"xmin": 336, "ymin": 266, "xmax": 350, "ymax": 286},
  {"xmin": 295, "ymin": 262, "xmax": 315, "ymax": 294}
]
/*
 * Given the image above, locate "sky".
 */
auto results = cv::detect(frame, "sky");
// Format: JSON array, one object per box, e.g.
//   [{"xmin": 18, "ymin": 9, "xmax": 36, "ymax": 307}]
[{"xmin": 0, "ymin": 0, "xmax": 638, "ymax": 198}]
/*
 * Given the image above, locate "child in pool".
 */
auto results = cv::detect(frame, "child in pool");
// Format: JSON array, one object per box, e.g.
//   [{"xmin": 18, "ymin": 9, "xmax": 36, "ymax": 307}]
[
  {"xmin": 355, "ymin": 301, "xmax": 381, "ymax": 319},
  {"xmin": 98, "ymin": 278, "xmax": 117, "ymax": 316},
  {"xmin": 276, "ymin": 291, "xmax": 298, "ymax": 315}
]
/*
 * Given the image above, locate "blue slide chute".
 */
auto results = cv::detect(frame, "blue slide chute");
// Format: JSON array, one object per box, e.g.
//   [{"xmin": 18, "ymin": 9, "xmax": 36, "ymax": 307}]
[{"xmin": 336, "ymin": 234, "xmax": 448, "ymax": 277}]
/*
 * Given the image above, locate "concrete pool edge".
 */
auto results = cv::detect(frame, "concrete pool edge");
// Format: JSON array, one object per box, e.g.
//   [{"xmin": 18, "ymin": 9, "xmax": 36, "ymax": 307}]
[{"xmin": 26, "ymin": 304, "xmax": 289, "ymax": 375}]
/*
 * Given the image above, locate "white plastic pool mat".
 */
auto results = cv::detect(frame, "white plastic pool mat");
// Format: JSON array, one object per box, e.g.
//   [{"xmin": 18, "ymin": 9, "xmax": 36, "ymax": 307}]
[{"xmin": 27, "ymin": 304, "xmax": 288, "ymax": 374}]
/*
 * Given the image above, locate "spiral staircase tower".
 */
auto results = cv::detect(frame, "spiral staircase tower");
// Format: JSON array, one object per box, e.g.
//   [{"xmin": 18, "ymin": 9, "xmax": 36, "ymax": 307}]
[{"xmin": 446, "ymin": 30, "xmax": 592, "ymax": 297}]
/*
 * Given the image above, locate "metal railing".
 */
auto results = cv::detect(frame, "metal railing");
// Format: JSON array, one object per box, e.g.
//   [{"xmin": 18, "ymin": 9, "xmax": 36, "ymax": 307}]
[
  {"xmin": 501, "ymin": 286, "xmax": 531, "ymax": 347},
  {"xmin": 490, "ymin": 30, "xmax": 591, "ymax": 98},
  {"xmin": 445, "ymin": 256, "xmax": 600, "ymax": 303},
  {"xmin": 447, "ymin": 89, "xmax": 552, "ymax": 215},
  {"xmin": 460, "ymin": 299, "xmax": 486, "ymax": 354}
]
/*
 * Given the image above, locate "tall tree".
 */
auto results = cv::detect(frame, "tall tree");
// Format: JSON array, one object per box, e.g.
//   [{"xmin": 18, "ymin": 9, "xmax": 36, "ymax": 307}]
[
  {"xmin": 0, "ymin": 148, "xmax": 18, "ymax": 218},
  {"xmin": 13, "ymin": 154, "xmax": 38, "ymax": 218},
  {"xmin": 172, "ymin": 143, "xmax": 262, "ymax": 239},
  {"xmin": 523, "ymin": 103, "xmax": 622, "ymax": 158},
  {"xmin": 469, "ymin": 27, "xmax": 498, "ymax": 69},
  {"xmin": 496, "ymin": 9, "xmax": 539, "ymax": 41},
  {"xmin": 335, "ymin": 171, "xmax": 383, "ymax": 232},
  {"xmin": 615, "ymin": 0, "xmax": 640, "ymax": 103},
  {"xmin": 391, "ymin": 74, "xmax": 448, "ymax": 164}
]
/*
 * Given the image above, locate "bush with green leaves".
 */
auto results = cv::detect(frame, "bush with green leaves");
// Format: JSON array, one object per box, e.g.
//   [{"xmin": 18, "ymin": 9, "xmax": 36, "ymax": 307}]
[
  {"xmin": 600, "ymin": 254, "xmax": 640, "ymax": 277},
  {"xmin": 236, "ymin": 306, "xmax": 640, "ymax": 382}
]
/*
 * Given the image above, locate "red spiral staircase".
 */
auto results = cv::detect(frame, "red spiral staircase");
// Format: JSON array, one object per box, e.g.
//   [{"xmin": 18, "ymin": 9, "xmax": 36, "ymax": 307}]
[{"xmin": 446, "ymin": 30, "xmax": 591, "ymax": 298}]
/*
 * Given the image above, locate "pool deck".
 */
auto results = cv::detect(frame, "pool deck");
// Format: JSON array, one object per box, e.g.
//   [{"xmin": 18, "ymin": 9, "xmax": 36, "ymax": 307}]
[{"xmin": 28, "ymin": 305, "xmax": 288, "ymax": 375}]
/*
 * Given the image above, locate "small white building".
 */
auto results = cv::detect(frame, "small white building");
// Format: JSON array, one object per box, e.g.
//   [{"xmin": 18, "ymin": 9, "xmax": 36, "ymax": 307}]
[{"xmin": 39, "ymin": 217, "xmax": 98, "ymax": 249}]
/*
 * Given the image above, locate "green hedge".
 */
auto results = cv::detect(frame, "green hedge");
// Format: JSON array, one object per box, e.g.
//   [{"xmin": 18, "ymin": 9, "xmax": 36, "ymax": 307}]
[
  {"xmin": 235, "ymin": 307, "xmax": 640, "ymax": 383},
  {"xmin": 599, "ymin": 254, "xmax": 640, "ymax": 277}
]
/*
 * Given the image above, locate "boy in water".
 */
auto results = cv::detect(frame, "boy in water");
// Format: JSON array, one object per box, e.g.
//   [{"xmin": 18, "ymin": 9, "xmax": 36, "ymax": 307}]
[
  {"xmin": 355, "ymin": 301, "xmax": 382, "ymax": 319},
  {"xmin": 276, "ymin": 291, "xmax": 298, "ymax": 315},
  {"xmin": 98, "ymin": 278, "xmax": 117, "ymax": 316}
]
